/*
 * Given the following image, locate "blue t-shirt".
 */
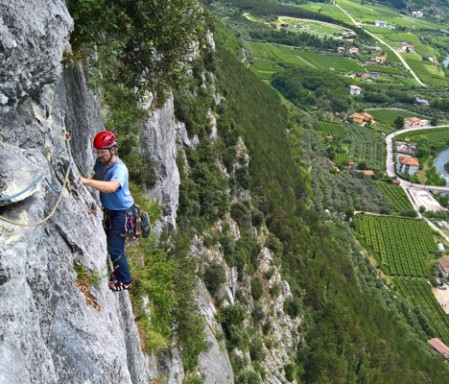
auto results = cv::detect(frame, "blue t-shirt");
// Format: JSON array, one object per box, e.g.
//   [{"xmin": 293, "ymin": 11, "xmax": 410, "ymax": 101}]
[{"xmin": 93, "ymin": 157, "xmax": 134, "ymax": 211}]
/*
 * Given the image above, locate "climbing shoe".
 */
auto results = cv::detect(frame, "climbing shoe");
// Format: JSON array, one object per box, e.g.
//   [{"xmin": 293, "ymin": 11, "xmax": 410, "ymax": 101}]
[{"xmin": 109, "ymin": 280, "xmax": 132, "ymax": 292}]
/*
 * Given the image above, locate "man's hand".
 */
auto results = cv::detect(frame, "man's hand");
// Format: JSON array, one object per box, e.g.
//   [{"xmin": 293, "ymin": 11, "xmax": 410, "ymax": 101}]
[{"xmin": 80, "ymin": 177, "xmax": 120, "ymax": 193}]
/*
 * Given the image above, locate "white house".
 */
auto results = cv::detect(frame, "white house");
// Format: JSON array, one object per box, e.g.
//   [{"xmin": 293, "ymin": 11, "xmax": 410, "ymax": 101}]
[
  {"xmin": 396, "ymin": 155, "xmax": 419, "ymax": 176},
  {"xmin": 412, "ymin": 10, "xmax": 424, "ymax": 18},
  {"xmin": 375, "ymin": 20, "xmax": 389, "ymax": 28},
  {"xmin": 403, "ymin": 116, "xmax": 431, "ymax": 129},
  {"xmin": 349, "ymin": 85, "xmax": 362, "ymax": 96}
]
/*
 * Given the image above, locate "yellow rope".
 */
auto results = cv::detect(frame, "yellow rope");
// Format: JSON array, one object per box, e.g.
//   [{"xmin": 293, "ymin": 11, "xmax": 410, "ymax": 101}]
[{"xmin": 0, "ymin": 132, "xmax": 74, "ymax": 228}]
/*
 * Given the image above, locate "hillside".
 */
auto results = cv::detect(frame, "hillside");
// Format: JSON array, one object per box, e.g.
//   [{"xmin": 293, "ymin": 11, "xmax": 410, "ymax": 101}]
[{"xmin": 2, "ymin": 1, "xmax": 449, "ymax": 384}]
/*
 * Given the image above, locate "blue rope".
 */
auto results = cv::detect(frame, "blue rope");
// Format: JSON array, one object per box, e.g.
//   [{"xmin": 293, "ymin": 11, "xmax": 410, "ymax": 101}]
[
  {"xmin": 0, "ymin": 139, "xmax": 74, "ymax": 201},
  {"xmin": 0, "ymin": 171, "xmax": 46, "ymax": 202}
]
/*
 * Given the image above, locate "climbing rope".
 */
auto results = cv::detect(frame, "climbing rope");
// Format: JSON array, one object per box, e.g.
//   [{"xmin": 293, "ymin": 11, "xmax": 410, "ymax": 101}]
[
  {"xmin": 0, "ymin": 172, "xmax": 45, "ymax": 202},
  {"xmin": 0, "ymin": 131, "xmax": 74, "ymax": 227}
]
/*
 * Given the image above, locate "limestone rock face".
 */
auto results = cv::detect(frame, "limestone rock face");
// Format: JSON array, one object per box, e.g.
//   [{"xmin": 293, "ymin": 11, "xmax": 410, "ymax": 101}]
[
  {"xmin": 140, "ymin": 97, "xmax": 185, "ymax": 228},
  {"xmin": 0, "ymin": 0, "xmax": 71, "ymax": 113},
  {"xmin": 0, "ymin": 2, "xmax": 148, "ymax": 383}
]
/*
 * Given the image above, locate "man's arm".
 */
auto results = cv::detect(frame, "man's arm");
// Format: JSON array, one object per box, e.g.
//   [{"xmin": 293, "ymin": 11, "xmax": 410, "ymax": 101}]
[{"xmin": 80, "ymin": 177, "xmax": 120, "ymax": 193}]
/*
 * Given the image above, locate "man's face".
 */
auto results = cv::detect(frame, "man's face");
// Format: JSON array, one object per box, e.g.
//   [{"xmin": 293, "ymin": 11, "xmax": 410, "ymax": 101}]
[{"xmin": 96, "ymin": 148, "xmax": 113, "ymax": 164}]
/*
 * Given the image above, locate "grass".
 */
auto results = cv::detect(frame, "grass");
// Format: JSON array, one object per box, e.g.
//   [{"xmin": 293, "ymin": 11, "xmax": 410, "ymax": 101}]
[
  {"xmin": 277, "ymin": 16, "xmax": 349, "ymax": 37},
  {"xmin": 248, "ymin": 42, "xmax": 366, "ymax": 73},
  {"xmin": 305, "ymin": 0, "xmax": 444, "ymax": 30},
  {"xmin": 367, "ymin": 108, "xmax": 430, "ymax": 126},
  {"xmin": 245, "ymin": 3, "xmax": 448, "ymax": 89}
]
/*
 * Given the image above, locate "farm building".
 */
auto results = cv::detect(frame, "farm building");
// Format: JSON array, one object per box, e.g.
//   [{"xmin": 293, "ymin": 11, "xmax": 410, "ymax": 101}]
[
  {"xmin": 400, "ymin": 41, "xmax": 415, "ymax": 53},
  {"xmin": 416, "ymin": 97, "xmax": 429, "ymax": 105},
  {"xmin": 349, "ymin": 85, "xmax": 362, "ymax": 96},
  {"xmin": 438, "ymin": 258, "xmax": 449, "ymax": 277},
  {"xmin": 412, "ymin": 10, "xmax": 424, "ymax": 18},
  {"xmin": 428, "ymin": 338, "xmax": 449, "ymax": 360},
  {"xmin": 396, "ymin": 155, "xmax": 419, "ymax": 176},
  {"xmin": 350, "ymin": 112, "xmax": 373, "ymax": 124},
  {"xmin": 371, "ymin": 55, "xmax": 386, "ymax": 64},
  {"xmin": 403, "ymin": 117, "xmax": 430, "ymax": 129},
  {"xmin": 349, "ymin": 46, "xmax": 359, "ymax": 54},
  {"xmin": 375, "ymin": 20, "xmax": 389, "ymax": 28}
]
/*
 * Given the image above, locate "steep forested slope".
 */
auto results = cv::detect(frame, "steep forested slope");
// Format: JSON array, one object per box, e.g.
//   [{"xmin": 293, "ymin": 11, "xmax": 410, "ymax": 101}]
[{"xmin": 208, "ymin": 15, "xmax": 449, "ymax": 384}]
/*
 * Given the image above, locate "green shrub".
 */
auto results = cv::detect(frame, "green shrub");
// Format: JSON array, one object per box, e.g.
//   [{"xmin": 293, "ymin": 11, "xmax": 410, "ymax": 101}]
[
  {"xmin": 252, "ymin": 303, "xmax": 265, "ymax": 323},
  {"xmin": 236, "ymin": 370, "xmax": 260, "ymax": 384},
  {"xmin": 251, "ymin": 277, "xmax": 264, "ymax": 301},
  {"xmin": 269, "ymin": 283, "xmax": 282, "ymax": 298},
  {"xmin": 284, "ymin": 297, "xmax": 301, "ymax": 318},
  {"xmin": 249, "ymin": 337, "xmax": 265, "ymax": 362},
  {"xmin": 204, "ymin": 263, "xmax": 227, "ymax": 296},
  {"xmin": 231, "ymin": 201, "xmax": 252, "ymax": 229}
]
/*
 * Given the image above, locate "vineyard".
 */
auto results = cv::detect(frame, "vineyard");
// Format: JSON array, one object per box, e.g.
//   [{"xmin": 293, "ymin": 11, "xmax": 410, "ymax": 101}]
[
  {"xmin": 395, "ymin": 277, "xmax": 449, "ymax": 344},
  {"xmin": 354, "ymin": 214, "xmax": 436, "ymax": 276},
  {"xmin": 374, "ymin": 181, "xmax": 414, "ymax": 214},
  {"xmin": 395, "ymin": 128, "xmax": 449, "ymax": 148},
  {"xmin": 317, "ymin": 121, "xmax": 386, "ymax": 169}
]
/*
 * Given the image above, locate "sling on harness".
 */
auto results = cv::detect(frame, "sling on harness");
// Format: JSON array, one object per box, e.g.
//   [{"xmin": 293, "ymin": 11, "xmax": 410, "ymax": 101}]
[{"xmin": 103, "ymin": 205, "xmax": 151, "ymax": 239}]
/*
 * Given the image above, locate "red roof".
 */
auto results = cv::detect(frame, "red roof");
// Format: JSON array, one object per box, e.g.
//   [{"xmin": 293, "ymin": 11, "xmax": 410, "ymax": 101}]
[
  {"xmin": 428, "ymin": 338, "xmax": 449, "ymax": 359},
  {"xmin": 398, "ymin": 155, "xmax": 419, "ymax": 167},
  {"xmin": 439, "ymin": 258, "xmax": 449, "ymax": 273},
  {"xmin": 404, "ymin": 116, "xmax": 421, "ymax": 122},
  {"xmin": 358, "ymin": 170, "xmax": 375, "ymax": 176}
]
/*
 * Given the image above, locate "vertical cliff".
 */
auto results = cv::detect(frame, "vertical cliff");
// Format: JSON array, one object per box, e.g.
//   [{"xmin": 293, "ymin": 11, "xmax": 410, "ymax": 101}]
[{"xmin": 0, "ymin": 1, "xmax": 148, "ymax": 383}]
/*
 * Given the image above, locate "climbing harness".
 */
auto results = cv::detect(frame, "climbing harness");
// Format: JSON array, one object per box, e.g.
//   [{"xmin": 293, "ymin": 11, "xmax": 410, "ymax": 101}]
[
  {"xmin": 0, "ymin": 131, "xmax": 74, "ymax": 227},
  {"xmin": 102, "ymin": 205, "xmax": 151, "ymax": 239}
]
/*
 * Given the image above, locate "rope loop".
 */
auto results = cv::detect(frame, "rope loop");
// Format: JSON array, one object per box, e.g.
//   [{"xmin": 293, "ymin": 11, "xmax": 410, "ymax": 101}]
[{"xmin": 0, "ymin": 131, "xmax": 74, "ymax": 227}]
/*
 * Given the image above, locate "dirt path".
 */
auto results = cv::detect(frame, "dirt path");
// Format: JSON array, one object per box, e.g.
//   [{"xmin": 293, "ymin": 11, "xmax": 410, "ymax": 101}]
[{"xmin": 433, "ymin": 286, "xmax": 449, "ymax": 314}]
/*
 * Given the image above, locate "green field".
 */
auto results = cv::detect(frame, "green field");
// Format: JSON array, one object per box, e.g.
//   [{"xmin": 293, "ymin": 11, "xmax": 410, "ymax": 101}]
[
  {"xmin": 395, "ymin": 277, "xmax": 449, "ymax": 345},
  {"xmin": 395, "ymin": 128, "xmax": 449, "ymax": 147},
  {"xmin": 277, "ymin": 16, "xmax": 348, "ymax": 37},
  {"xmin": 248, "ymin": 42, "xmax": 314, "ymax": 68},
  {"xmin": 248, "ymin": 42, "xmax": 366, "ymax": 74},
  {"xmin": 374, "ymin": 181, "xmax": 414, "ymax": 214},
  {"xmin": 367, "ymin": 108, "xmax": 430, "ymax": 126},
  {"xmin": 296, "ymin": 0, "xmax": 447, "ymax": 88},
  {"xmin": 354, "ymin": 214, "xmax": 436, "ymax": 276},
  {"xmin": 317, "ymin": 121, "xmax": 386, "ymax": 169},
  {"xmin": 301, "ymin": 0, "xmax": 442, "ymax": 30}
]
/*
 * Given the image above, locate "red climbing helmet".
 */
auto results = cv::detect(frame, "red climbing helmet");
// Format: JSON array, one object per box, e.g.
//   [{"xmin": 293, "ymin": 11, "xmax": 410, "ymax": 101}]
[{"xmin": 93, "ymin": 131, "xmax": 117, "ymax": 149}]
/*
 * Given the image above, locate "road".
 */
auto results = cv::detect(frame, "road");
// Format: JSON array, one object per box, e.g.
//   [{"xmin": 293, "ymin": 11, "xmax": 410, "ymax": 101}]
[
  {"xmin": 334, "ymin": 2, "xmax": 426, "ymax": 87},
  {"xmin": 385, "ymin": 125, "xmax": 449, "ymax": 229},
  {"xmin": 385, "ymin": 125, "xmax": 449, "ymax": 184}
]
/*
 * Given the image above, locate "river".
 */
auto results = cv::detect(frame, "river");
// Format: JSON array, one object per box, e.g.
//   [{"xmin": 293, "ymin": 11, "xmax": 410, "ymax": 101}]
[{"xmin": 435, "ymin": 147, "xmax": 449, "ymax": 186}]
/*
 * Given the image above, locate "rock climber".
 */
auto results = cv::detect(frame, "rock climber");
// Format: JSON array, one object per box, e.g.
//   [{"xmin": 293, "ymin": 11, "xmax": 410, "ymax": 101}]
[{"xmin": 80, "ymin": 130, "xmax": 134, "ymax": 291}]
